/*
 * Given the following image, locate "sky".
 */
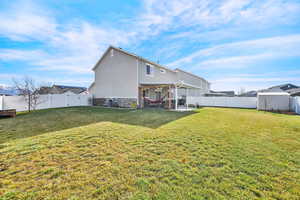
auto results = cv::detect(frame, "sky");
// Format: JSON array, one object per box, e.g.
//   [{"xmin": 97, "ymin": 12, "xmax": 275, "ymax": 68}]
[{"xmin": 1, "ymin": 0, "xmax": 300, "ymax": 92}]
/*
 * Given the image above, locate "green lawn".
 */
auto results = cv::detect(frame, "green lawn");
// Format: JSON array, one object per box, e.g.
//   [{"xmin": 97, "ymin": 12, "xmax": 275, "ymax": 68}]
[{"xmin": 0, "ymin": 107, "xmax": 299, "ymax": 200}]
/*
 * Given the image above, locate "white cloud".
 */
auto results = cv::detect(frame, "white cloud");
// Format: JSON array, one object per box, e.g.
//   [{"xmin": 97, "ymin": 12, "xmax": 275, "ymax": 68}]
[
  {"xmin": 137, "ymin": 0, "xmax": 300, "ymax": 63},
  {"xmin": 0, "ymin": 13, "xmax": 56, "ymax": 42},
  {"xmin": 168, "ymin": 34, "xmax": 300, "ymax": 69},
  {"xmin": 0, "ymin": 0, "xmax": 57, "ymax": 41},
  {"xmin": 212, "ymin": 76, "xmax": 300, "ymax": 92},
  {"xmin": 210, "ymin": 70, "xmax": 300, "ymax": 91},
  {"xmin": 214, "ymin": 77, "xmax": 300, "ymax": 84},
  {"xmin": 239, "ymin": 0, "xmax": 300, "ymax": 25},
  {"xmin": 0, "ymin": 4, "xmax": 133, "ymax": 74},
  {"xmin": 0, "ymin": 73, "xmax": 23, "ymax": 84},
  {"xmin": 0, "ymin": 73, "xmax": 92, "ymax": 88},
  {"xmin": 0, "ymin": 49, "xmax": 46, "ymax": 61},
  {"xmin": 0, "ymin": 83, "xmax": 10, "ymax": 89},
  {"xmin": 0, "ymin": 49, "xmax": 93, "ymax": 74},
  {"xmin": 139, "ymin": 0, "xmax": 300, "ymax": 31},
  {"xmin": 32, "ymin": 56, "xmax": 94, "ymax": 74},
  {"xmin": 1, "ymin": 0, "xmax": 300, "ymax": 88},
  {"xmin": 195, "ymin": 53, "xmax": 273, "ymax": 69}
]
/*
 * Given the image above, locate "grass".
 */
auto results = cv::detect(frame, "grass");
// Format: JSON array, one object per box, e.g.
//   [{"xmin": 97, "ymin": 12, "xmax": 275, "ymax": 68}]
[{"xmin": 0, "ymin": 107, "xmax": 299, "ymax": 200}]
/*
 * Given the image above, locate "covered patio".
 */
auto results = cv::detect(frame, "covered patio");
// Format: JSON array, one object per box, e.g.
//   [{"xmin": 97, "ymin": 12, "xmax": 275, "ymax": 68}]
[{"xmin": 138, "ymin": 82, "xmax": 200, "ymax": 111}]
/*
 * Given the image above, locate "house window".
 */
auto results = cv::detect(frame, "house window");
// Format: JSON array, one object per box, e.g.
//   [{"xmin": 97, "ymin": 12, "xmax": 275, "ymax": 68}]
[
  {"xmin": 146, "ymin": 64, "xmax": 153, "ymax": 76},
  {"xmin": 160, "ymin": 69, "xmax": 166, "ymax": 74},
  {"xmin": 110, "ymin": 49, "xmax": 114, "ymax": 57}
]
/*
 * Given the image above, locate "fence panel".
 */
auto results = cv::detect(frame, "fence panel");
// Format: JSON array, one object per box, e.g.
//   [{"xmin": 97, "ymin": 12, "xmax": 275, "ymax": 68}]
[
  {"xmin": 187, "ymin": 97, "xmax": 257, "ymax": 108},
  {"xmin": 66, "ymin": 94, "xmax": 81, "ymax": 107},
  {"xmin": 35, "ymin": 95, "xmax": 51, "ymax": 110},
  {"xmin": 3, "ymin": 96, "xmax": 28, "ymax": 111},
  {"xmin": 0, "ymin": 96, "xmax": 3, "ymax": 110},
  {"xmin": 3, "ymin": 94, "xmax": 91, "ymax": 112},
  {"xmin": 50, "ymin": 94, "xmax": 68, "ymax": 108},
  {"xmin": 79, "ymin": 95, "xmax": 90, "ymax": 106}
]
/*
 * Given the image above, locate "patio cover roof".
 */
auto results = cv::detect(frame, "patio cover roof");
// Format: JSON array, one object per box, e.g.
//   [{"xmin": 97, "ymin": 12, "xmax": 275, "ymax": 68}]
[
  {"xmin": 175, "ymin": 81, "xmax": 201, "ymax": 89},
  {"xmin": 140, "ymin": 82, "xmax": 201, "ymax": 89}
]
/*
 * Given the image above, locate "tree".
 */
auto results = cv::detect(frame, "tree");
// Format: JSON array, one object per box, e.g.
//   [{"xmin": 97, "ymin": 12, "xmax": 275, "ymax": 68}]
[
  {"xmin": 238, "ymin": 87, "xmax": 246, "ymax": 96},
  {"xmin": 13, "ymin": 76, "xmax": 41, "ymax": 112}
]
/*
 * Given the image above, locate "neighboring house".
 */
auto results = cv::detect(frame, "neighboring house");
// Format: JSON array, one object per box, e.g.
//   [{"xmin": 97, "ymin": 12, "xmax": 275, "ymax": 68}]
[
  {"xmin": 260, "ymin": 83, "xmax": 299, "ymax": 93},
  {"xmin": 0, "ymin": 89, "xmax": 14, "ymax": 96},
  {"xmin": 286, "ymin": 88, "xmax": 300, "ymax": 96},
  {"xmin": 239, "ymin": 90, "xmax": 257, "ymax": 97},
  {"xmin": 205, "ymin": 90, "xmax": 235, "ymax": 97},
  {"xmin": 240, "ymin": 84, "xmax": 299, "ymax": 97},
  {"xmin": 38, "ymin": 85, "xmax": 87, "ymax": 95},
  {"xmin": 89, "ymin": 46, "xmax": 210, "ymax": 109}
]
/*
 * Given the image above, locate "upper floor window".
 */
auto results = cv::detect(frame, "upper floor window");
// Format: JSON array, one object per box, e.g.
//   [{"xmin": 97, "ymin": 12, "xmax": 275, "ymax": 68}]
[
  {"xmin": 146, "ymin": 64, "xmax": 153, "ymax": 76},
  {"xmin": 110, "ymin": 49, "xmax": 114, "ymax": 57}
]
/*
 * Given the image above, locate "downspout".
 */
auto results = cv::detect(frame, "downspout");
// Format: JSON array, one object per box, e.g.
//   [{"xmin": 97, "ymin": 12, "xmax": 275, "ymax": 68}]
[{"xmin": 136, "ymin": 58, "xmax": 139, "ymax": 107}]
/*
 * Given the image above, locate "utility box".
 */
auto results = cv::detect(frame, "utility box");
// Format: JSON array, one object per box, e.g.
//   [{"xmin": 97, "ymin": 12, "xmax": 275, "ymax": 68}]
[{"xmin": 257, "ymin": 92, "xmax": 290, "ymax": 111}]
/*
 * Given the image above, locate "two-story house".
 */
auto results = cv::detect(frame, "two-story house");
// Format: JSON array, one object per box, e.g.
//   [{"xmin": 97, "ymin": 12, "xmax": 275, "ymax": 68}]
[{"xmin": 89, "ymin": 46, "xmax": 210, "ymax": 109}]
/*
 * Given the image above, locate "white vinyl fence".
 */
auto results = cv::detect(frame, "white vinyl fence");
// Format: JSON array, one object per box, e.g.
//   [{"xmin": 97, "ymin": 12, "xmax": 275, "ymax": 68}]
[
  {"xmin": 187, "ymin": 97, "xmax": 257, "ymax": 109},
  {"xmin": 1, "ymin": 94, "xmax": 92, "ymax": 112},
  {"xmin": 291, "ymin": 96, "xmax": 300, "ymax": 114},
  {"xmin": 0, "ymin": 96, "xmax": 3, "ymax": 110}
]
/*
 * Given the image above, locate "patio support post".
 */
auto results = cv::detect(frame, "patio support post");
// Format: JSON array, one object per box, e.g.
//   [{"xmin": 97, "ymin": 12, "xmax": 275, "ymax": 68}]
[
  {"xmin": 168, "ymin": 85, "xmax": 171, "ymax": 109},
  {"xmin": 186, "ymin": 88, "xmax": 188, "ymax": 109},
  {"xmin": 175, "ymin": 85, "xmax": 178, "ymax": 110}
]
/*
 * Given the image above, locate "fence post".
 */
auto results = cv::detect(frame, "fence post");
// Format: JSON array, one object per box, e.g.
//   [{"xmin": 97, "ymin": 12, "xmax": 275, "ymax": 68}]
[
  {"xmin": 47, "ymin": 94, "xmax": 50, "ymax": 109},
  {"xmin": 186, "ymin": 88, "xmax": 188, "ymax": 109},
  {"xmin": 66, "ymin": 94, "xmax": 69, "ymax": 107}
]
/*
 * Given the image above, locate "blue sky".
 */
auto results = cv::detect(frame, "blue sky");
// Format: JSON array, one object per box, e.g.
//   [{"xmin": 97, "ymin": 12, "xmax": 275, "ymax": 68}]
[{"xmin": 1, "ymin": 0, "xmax": 300, "ymax": 91}]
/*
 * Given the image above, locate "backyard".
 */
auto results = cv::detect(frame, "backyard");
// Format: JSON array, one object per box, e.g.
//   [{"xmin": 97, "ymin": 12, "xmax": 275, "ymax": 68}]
[{"xmin": 0, "ymin": 107, "xmax": 299, "ymax": 200}]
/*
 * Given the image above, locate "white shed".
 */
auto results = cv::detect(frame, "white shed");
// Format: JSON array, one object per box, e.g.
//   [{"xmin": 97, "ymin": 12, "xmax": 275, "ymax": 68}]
[{"xmin": 257, "ymin": 92, "xmax": 291, "ymax": 111}]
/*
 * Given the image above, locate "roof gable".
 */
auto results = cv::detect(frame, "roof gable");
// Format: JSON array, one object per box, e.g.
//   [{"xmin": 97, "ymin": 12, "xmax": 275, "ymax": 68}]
[
  {"xmin": 92, "ymin": 46, "xmax": 208, "ymax": 83},
  {"xmin": 92, "ymin": 46, "xmax": 175, "ymax": 73}
]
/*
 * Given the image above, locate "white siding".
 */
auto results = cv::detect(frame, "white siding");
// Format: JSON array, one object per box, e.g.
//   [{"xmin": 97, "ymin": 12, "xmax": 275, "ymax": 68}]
[
  {"xmin": 178, "ymin": 88, "xmax": 206, "ymax": 97},
  {"xmin": 90, "ymin": 47, "xmax": 210, "ymax": 99},
  {"xmin": 176, "ymin": 70, "xmax": 210, "ymax": 92},
  {"xmin": 139, "ymin": 60, "xmax": 177, "ymax": 84},
  {"xmin": 92, "ymin": 50, "xmax": 138, "ymax": 98}
]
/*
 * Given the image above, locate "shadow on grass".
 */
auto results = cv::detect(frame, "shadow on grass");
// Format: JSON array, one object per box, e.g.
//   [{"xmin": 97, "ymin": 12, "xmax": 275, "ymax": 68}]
[{"xmin": 0, "ymin": 106, "xmax": 196, "ymax": 144}]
